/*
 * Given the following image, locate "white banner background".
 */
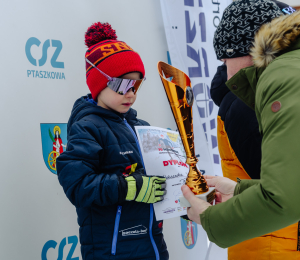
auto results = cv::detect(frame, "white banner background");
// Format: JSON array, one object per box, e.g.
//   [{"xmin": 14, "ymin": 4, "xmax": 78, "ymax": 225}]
[
  {"xmin": 0, "ymin": 1, "xmax": 174, "ymax": 259},
  {"xmin": 0, "ymin": 0, "xmax": 230, "ymax": 259},
  {"xmin": 160, "ymin": 0, "xmax": 231, "ymax": 259},
  {"xmin": 160, "ymin": 0, "xmax": 231, "ymax": 177}
]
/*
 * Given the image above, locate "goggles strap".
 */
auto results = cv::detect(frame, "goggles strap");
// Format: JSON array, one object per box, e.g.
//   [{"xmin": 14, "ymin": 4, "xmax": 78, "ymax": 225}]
[{"xmin": 85, "ymin": 58, "xmax": 112, "ymax": 81}]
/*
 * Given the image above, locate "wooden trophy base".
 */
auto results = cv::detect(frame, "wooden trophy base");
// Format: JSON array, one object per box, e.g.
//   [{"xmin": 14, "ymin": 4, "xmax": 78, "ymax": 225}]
[{"xmin": 179, "ymin": 187, "xmax": 215, "ymax": 207}]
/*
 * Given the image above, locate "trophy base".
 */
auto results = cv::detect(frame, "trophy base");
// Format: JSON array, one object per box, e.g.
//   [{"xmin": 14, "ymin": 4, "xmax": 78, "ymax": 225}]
[{"xmin": 179, "ymin": 187, "xmax": 215, "ymax": 207}]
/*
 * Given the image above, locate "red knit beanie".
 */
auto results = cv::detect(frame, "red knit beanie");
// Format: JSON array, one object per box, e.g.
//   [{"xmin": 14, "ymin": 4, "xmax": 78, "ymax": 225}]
[{"xmin": 85, "ymin": 22, "xmax": 145, "ymax": 100}]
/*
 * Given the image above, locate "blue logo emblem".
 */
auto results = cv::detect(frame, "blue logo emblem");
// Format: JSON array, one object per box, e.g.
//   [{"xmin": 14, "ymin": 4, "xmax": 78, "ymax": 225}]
[
  {"xmin": 282, "ymin": 6, "xmax": 296, "ymax": 15},
  {"xmin": 42, "ymin": 235, "xmax": 79, "ymax": 260},
  {"xmin": 25, "ymin": 37, "xmax": 64, "ymax": 68},
  {"xmin": 180, "ymin": 218, "xmax": 198, "ymax": 249},
  {"xmin": 40, "ymin": 123, "xmax": 67, "ymax": 174},
  {"xmin": 25, "ymin": 37, "xmax": 66, "ymax": 79}
]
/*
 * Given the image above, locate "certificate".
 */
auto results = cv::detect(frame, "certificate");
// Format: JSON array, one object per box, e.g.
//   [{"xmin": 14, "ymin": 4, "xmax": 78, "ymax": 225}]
[{"xmin": 135, "ymin": 126, "xmax": 192, "ymax": 220}]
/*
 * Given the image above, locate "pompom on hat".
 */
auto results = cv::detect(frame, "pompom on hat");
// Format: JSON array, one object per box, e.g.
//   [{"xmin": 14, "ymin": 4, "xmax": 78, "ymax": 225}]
[{"xmin": 85, "ymin": 22, "xmax": 145, "ymax": 100}]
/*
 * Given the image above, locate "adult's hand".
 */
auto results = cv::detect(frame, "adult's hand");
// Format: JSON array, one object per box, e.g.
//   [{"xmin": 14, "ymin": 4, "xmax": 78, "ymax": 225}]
[
  {"xmin": 204, "ymin": 175, "xmax": 237, "ymax": 204},
  {"xmin": 181, "ymin": 185, "xmax": 211, "ymax": 224},
  {"xmin": 181, "ymin": 176, "xmax": 237, "ymax": 224}
]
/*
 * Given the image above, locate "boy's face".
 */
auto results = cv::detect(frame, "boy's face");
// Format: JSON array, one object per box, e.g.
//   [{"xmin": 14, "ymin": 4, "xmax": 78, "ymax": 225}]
[{"xmin": 97, "ymin": 72, "xmax": 140, "ymax": 113}]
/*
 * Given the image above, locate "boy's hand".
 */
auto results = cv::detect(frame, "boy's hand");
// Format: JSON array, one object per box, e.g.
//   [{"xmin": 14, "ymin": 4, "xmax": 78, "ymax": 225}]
[
  {"xmin": 133, "ymin": 174, "xmax": 167, "ymax": 203},
  {"xmin": 118, "ymin": 169, "xmax": 167, "ymax": 203}
]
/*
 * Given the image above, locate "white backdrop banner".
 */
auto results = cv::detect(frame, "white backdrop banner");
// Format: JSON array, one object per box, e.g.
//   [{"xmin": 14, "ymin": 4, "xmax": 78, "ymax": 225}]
[
  {"xmin": 0, "ymin": 0, "xmax": 231, "ymax": 259},
  {"xmin": 160, "ymin": 0, "xmax": 231, "ymax": 177},
  {"xmin": 0, "ymin": 0, "xmax": 178, "ymax": 259},
  {"xmin": 160, "ymin": 1, "xmax": 231, "ymax": 259}
]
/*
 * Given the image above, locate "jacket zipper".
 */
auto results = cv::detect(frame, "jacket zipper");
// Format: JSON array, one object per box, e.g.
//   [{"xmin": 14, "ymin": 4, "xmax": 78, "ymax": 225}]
[
  {"xmin": 111, "ymin": 205, "xmax": 122, "ymax": 255},
  {"xmin": 149, "ymin": 204, "xmax": 159, "ymax": 259},
  {"xmin": 123, "ymin": 118, "xmax": 160, "ymax": 260}
]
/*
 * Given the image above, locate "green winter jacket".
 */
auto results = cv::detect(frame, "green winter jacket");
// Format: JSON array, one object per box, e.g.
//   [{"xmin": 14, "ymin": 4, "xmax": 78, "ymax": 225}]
[{"xmin": 200, "ymin": 11, "xmax": 300, "ymax": 248}]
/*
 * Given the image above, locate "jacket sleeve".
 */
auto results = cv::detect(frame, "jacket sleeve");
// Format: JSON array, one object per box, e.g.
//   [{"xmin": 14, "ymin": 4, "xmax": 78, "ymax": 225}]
[
  {"xmin": 234, "ymin": 179, "xmax": 260, "ymax": 195},
  {"xmin": 200, "ymin": 72, "xmax": 300, "ymax": 248},
  {"xmin": 57, "ymin": 120, "xmax": 120, "ymax": 208}
]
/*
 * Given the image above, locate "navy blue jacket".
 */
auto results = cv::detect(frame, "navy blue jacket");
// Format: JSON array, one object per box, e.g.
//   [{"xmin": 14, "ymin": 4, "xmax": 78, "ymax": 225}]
[
  {"xmin": 57, "ymin": 95, "xmax": 169, "ymax": 260},
  {"xmin": 210, "ymin": 64, "xmax": 262, "ymax": 179}
]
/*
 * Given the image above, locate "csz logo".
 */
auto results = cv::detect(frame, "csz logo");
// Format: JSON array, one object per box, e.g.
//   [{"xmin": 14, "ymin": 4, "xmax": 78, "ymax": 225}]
[
  {"xmin": 25, "ymin": 37, "xmax": 66, "ymax": 79},
  {"xmin": 25, "ymin": 37, "xmax": 64, "ymax": 68},
  {"xmin": 41, "ymin": 235, "xmax": 79, "ymax": 260}
]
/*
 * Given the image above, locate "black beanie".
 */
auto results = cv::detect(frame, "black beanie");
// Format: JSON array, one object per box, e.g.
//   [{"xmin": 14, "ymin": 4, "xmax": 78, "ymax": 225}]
[{"xmin": 213, "ymin": 0, "xmax": 282, "ymax": 60}]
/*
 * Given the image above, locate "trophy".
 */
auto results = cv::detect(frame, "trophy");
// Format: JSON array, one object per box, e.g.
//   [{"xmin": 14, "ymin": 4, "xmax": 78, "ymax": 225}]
[{"xmin": 157, "ymin": 61, "xmax": 215, "ymax": 207}]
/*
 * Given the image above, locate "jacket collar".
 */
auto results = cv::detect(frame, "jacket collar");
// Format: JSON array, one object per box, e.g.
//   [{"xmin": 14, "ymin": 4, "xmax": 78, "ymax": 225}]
[
  {"xmin": 226, "ymin": 66, "xmax": 265, "ymax": 110},
  {"xmin": 210, "ymin": 64, "xmax": 229, "ymax": 107},
  {"xmin": 67, "ymin": 94, "xmax": 138, "ymax": 136}
]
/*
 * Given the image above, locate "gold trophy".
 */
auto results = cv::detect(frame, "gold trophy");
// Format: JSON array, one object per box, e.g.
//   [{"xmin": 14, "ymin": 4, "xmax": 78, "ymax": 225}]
[{"xmin": 157, "ymin": 61, "xmax": 215, "ymax": 207}]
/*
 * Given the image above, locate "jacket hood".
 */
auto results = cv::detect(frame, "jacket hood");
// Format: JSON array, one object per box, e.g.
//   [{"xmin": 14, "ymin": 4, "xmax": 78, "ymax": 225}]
[
  {"xmin": 67, "ymin": 94, "xmax": 138, "ymax": 136},
  {"xmin": 251, "ymin": 10, "xmax": 300, "ymax": 68},
  {"xmin": 211, "ymin": 64, "xmax": 229, "ymax": 107}
]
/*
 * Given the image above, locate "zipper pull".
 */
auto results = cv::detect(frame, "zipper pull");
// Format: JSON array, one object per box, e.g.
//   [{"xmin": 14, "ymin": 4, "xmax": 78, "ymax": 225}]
[{"xmin": 117, "ymin": 206, "xmax": 122, "ymax": 213}]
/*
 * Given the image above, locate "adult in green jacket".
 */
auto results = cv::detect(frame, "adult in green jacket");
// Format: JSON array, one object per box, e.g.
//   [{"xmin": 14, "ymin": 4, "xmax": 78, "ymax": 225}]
[{"xmin": 182, "ymin": 1, "xmax": 300, "ymax": 249}]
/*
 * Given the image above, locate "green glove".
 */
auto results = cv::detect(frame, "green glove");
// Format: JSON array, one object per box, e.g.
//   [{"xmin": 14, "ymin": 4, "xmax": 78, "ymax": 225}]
[{"xmin": 118, "ymin": 168, "xmax": 166, "ymax": 203}]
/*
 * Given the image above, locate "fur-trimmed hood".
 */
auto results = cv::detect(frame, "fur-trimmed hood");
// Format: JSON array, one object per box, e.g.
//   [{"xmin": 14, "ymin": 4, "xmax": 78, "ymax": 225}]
[{"xmin": 251, "ymin": 10, "xmax": 300, "ymax": 68}]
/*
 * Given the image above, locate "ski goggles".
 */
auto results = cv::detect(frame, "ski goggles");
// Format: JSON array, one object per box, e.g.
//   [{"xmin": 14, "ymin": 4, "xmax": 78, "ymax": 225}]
[{"xmin": 86, "ymin": 58, "xmax": 146, "ymax": 95}]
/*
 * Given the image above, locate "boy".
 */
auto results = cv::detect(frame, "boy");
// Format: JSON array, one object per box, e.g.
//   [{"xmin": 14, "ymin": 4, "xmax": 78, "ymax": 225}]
[{"xmin": 57, "ymin": 22, "xmax": 168, "ymax": 260}]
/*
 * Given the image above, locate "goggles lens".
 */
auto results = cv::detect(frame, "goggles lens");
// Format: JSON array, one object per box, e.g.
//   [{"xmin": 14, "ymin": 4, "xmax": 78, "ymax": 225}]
[{"xmin": 107, "ymin": 77, "xmax": 145, "ymax": 95}]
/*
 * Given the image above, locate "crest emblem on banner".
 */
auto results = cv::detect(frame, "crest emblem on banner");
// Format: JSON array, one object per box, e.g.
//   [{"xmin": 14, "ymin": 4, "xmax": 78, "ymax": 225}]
[
  {"xmin": 40, "ymin": 123, "xmax": 67, "ymax": 174},
  {"xmin": 193, "ymin": 83, "xmax": 214, "ymax": 118},
  {"xmin": 180, "ymin": 218, "xmax": 198, "ymax": 249}
]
